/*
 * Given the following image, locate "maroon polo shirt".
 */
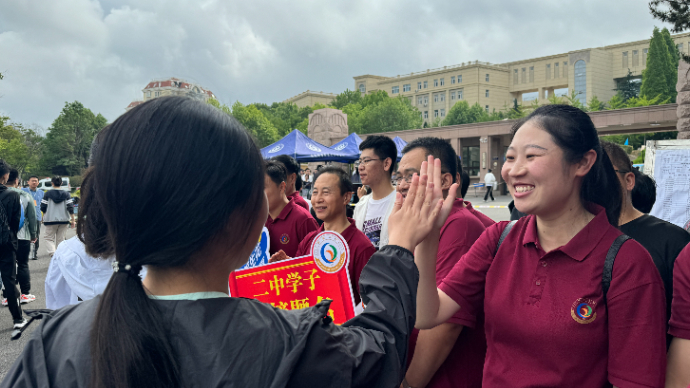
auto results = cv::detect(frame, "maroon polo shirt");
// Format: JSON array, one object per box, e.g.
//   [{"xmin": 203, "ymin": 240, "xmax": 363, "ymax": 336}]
[
  {"xmin": 265, "ymin": 199, "xmax": 318, "ymax": 257},
  {"xmin": 287, "ymin": 191, "xmax": 309, "ymax": 211},
  {"xmin": 296, "ymin": 217, "xmax": 376, "ymax": 305},
  {"xmin": 670, "ymin": 244, "xmax": 690, "ymax": 340},
  {"xmin": 407, "ymin": 199, "xmax": 487, "ymax": 388},
  {"xmin": 463, "ymin": 200, "xmax": 496, "ymax": 228},
  {"xmin": 439, "ymin": 205, "xmax": 667, "ymax": 388}
]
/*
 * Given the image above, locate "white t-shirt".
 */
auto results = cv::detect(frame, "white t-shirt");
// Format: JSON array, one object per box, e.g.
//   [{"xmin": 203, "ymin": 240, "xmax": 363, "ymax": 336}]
[{"xmin": 362, "ymin": 190, "xmax": 396, "ymax": 249}]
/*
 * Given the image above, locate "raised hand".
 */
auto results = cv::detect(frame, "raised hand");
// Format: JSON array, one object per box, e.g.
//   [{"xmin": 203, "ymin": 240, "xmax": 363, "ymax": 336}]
[
  {"xmin": 423, "ymin": 155, "xmax": 458, "ymax": 230},
  {"xmin": 269, "ymin": 250, "xmax": 289, "ymax": 263}
]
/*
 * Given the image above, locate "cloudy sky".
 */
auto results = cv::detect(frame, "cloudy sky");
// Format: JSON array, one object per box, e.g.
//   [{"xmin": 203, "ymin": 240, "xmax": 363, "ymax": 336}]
[{"xmin": 0, "ymin": 0, "xmax": 673, "ymax": 128}]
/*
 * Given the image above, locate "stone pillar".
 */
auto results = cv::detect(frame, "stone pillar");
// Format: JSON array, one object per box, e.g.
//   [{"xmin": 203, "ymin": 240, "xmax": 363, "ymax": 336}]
[
  {"xmin": 677, "ymin": 60, "xmax": 690, "ymax": 139},
  {"xmin": 308, "ymin": 108, "xmax": 349, "ymax": 146}
]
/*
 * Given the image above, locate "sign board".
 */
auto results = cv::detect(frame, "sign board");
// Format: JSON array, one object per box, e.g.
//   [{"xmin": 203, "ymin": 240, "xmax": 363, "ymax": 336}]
[
  {"xmin": 229, "ymin": 231, "xmax": 356, "ymax": 324},
  {"xmin": 240, "ymin": 227, "xmax": 270, "ymax": 270},
  {"xmin": 644, "ymin": 139, "xmax": 690, "ymax": 229}
]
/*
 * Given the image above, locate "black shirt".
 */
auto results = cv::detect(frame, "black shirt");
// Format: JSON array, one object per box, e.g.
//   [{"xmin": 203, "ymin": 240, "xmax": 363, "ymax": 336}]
[
  {"xmin": 0, "ymin": 185, "xmax": 21, "ymax": 250},
  {"xmin": 620, "ymin": 214, "xmax": 690, "ymax": 344}
]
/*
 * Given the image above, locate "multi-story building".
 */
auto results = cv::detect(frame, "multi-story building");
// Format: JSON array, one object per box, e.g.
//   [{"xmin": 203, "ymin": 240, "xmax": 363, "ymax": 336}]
[
  {"xmin": 126, "ymin": 77, "xmax": 215, "ymax": 110},
  {"xmin": 283, "ymin": 90, "xmax": 337, "ymax": 108},
  {"xmin": 354, "ymin": 32, "xmax": 690, "ymax": 126}
]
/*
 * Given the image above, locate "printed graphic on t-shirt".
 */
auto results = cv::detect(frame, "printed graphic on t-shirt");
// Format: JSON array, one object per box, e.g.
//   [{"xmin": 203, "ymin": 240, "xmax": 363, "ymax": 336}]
[{"xmin": 363, "ymin": 217, "xmax": 382, "ymax": 248}]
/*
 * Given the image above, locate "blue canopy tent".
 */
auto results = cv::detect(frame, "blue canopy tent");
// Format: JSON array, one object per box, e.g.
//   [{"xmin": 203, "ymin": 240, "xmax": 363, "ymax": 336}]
[
  {"xmin": 392, "ymin": 136, "xmax": 407, "ymax": 160},
  {"xmin": 328, "ymin": 133, "xmax": 363, "ymax": 162},
  {"xmin": 260, "ymin": 129, "xmax": 350, "ymax": 162}
]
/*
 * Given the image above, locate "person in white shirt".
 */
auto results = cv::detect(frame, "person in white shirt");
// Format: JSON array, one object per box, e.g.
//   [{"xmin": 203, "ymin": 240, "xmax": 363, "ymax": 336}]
[
  {"xmin": 353, "ymin": 136, "xmax": 397, "ymax": 249},
  {"xmin": 483, "ymin": 169, "xmax": 496, "ymax": 202}
]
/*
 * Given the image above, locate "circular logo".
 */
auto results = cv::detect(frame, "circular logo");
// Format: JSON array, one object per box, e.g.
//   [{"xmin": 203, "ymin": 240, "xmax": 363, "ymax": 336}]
[
  {"xmin": 280, "ymin": 233, "xmax": 290, "ymax": 244},
  {"xmin": 571, "ymin": 298, "xmax": 597, "ymax": 324},
  {"xmin": 268, "ymin": 144, "xmax": 284, "ymax": 154},
  {"xmin": 311, "ymin": 231, "xmax": 349, "ymax": 274},
  {"xmin": 334, "ymin": 142, "xmax": 348, "ymax": 151},
  {"xmin": 306, "ymin": 143, "xmax": 322, "ymax": 152}
]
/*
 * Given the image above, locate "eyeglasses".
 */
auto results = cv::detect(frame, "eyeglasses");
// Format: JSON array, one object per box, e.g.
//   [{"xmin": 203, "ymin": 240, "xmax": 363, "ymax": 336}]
[
  {"xmin": 395, "ymin": 174, "xmax": 414, "ymax": 184},
  {"xmin": 357, "ymin": 158, "xmax": 382, "ymax": 166}
]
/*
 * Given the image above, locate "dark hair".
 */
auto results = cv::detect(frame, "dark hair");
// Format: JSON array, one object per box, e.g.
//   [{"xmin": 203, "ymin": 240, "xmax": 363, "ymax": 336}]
[
  {"xmin": 488, "ymin": 169, "xmax": 492, "ymax": 173},
  {"xmin": 512, "ymin": 105, "xmax": 621, "ymax": 226},
  {"xmin": 359, "ymin": 135, "xmax": 397, "ymax": 176},
  {"xmin": 601, "ymin": 141, "xmax": 633, "ymax": 172},
  {"xmin": 28, "ymin": 175, "xmax": 39, "ymax": 180},
  {"xmin": 461, "ymin": 171, "xmax": 470, "ymax": 198},
  {"xmin": 51, "ymin": 176, "xmax": 62, "ymax": 187},
  {"xmin": 0, "ymin": 160, "xmax": 10, "ymax": 177},
  {"xmin": 265, "ymin": 160, "xmax": 287, "ymax": 186},
  {"xmin": 632, "ymin": 169, "xmax": 657, "ymax": 213},
  {"xmin": 7, "ymin": 169, "xmax": 19, "ymax": 184},
  {"xmin": 272, "ymin": 154, "xmax": 302, "ymax": 190},
  {"xmin": 402, "ymin": 137, "xmax": 457, "ymax": 184},
  {"xmin": 314, "ymin": 166, "xmax": 354, "ymax": 196},
  {"xmin": 78, "ymin": 96, "xmax": 265, "ymax": 388}
]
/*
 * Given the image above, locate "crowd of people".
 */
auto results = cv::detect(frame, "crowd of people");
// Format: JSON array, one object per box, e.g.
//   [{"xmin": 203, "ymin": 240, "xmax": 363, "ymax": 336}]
[{"xmin": 2, "ymin": 96, "xmax": 690, "ymax": 387}]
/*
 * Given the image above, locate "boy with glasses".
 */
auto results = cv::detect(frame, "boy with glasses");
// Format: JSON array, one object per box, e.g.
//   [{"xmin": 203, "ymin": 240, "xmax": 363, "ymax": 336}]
[{"xmin": 353, "ymin": 135, "xmax": 397, "ymax": 249}]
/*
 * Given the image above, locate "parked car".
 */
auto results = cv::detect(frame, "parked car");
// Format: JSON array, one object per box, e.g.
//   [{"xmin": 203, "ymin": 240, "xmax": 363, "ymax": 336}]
[{"xmin": 37, "ymin": 177, "xmax": 71, "ymax": 192}]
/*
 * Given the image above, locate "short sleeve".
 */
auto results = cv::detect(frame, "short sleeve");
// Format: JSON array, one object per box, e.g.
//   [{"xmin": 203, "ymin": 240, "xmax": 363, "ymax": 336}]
[
  {"xmin": 606, "ymin": 240, "xmax": 667, "ymax": 388},
  {"xmin": 670, "ymin": 245, "xmax": 690, "ymax": 339},
  {"xmin": 298, "ymin": 216, "xmax": 319, "ymax": 240},
  {"xmin": 439, "ymin": 222, "xmax": 507, "ymax": 319}
]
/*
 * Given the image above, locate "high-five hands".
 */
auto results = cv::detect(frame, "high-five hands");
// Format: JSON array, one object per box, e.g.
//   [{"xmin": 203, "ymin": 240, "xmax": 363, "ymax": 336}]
[
  {"xmin": 269, "ymin": 250, "xmax": 290, "ymax": 263},
  {"xmin": 387, "ymin": 157, "xmax": 457, "ymax": 253}
]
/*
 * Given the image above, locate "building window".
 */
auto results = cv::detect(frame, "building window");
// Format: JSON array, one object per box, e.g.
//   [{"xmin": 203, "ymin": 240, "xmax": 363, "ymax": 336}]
[
  {"xmin": 458, "ymin": 75, "xmax": 462, "ymax": 83},
  {"xmin": 643, "ymin": 48, "xmax": 648, "ymax": 64},
  {"xmin": 563, "ymin": 61, "xmax": 568, "ymax": 77},
  {"xmin": 521, "ymin": 68, "xmax": 526, "ymax": 83},
  {"xmin": 416, "ymin": 97, "xmax": 422, "ymax": 105},
  {"xmin": 440, "ymin": 78, "xmax": 445, "ymax": 86},
  {"xmin": 485, "ymin": 74, "xmax": 490, "ymax": 82},
  {"xmin": 555, "ymin": 62, "xmax": 559, "ymax": 78},
  {"xmin": 451, "ymin": 91, "xmax": 456, "ymax": 100},
  {"xmin": 440, "ymin": 108, "xmax": 445, "ymax": 117},
  {"xmin": 678, "ymin": 43, "xmax": 684, "ymax": 53},
  {"xmin": 485, "ymin": 89, "xmax": 490, "ymax": 98},
  {"xmin": 546, "ymin": 64, "xmax": 551, "ymax": 80},
  {"xmin": 155, "ymin": 91, "xmax": 160, "ymax": 97},
  {"xmin": 574, "ymin": 60, "xmax": 587, "ymax": 105},
  {"xmin": 424, "ymin": 96, "xmax": 428, "ymax": 104},
  {"xmin": 359, "ymin": 83, "xmax": 365, "ymax": 93},
  {"xmin": 633, "ymin": 50, "xmax": 639, "ymax": 66},
  {"xmin": 622, "ymin": 51, "xmax": 628, "ymax": 68},
  {"xmin": 392, "ymin": 86, "xmax": 399, "ymax": 94},
  {"xmin": 451, "ymin": 76, "xmax": 456, "ymax": 84},
  {"xmin": 403, "ymin": 84, "xmax": 411, "ymax": 92},
  {"xmin": 485, "ymin": 105, "xmax": 489, "ymax": 112},
  {"xmin": 462, "ymin": 146, "xmax": 480, "ymax": 176},
  {"xmin": 424, "ymin": 81, "xmax": 428, "ymax": 89},
  {"xmin": 418, "ymin": 82, "xmax": 422, "ymax": 90},
  {"xmin": 434, "ymin": 110, "xmax": 439, "ymax": 118},
  {"xmin": 146, "ymin": 91, "xmax": 151, "ymax": 98},
  {"xmin": 458, "ymin": 89, "xmax": 464, "ymax": 100},
  {"xmin": 434, "ymin": 94, "xmax": 438, "ymax": 102},
  {"xmin": 424, "ymin": 111, "xmax": 428, "ymax": 119},
  {"xmin": 529, "ymin": 66, "xmax": 534, "ymax": 82},
  {"xmin": 434, "ymin": 79, "xmax": 438, "ymax": 87},
  {"xmin": 440, "ymin": 93, "xmax": 445, "ymax": 102}
]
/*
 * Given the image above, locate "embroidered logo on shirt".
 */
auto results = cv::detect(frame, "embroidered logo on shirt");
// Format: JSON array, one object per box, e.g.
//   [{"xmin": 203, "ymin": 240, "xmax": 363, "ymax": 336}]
[
  {"xmin": 571, "ymin": 298, "xmax": 597, "ymax": 324},
  {"xmin": 280, "ymin": 234, "xmax": 290, "ymax": 244}
]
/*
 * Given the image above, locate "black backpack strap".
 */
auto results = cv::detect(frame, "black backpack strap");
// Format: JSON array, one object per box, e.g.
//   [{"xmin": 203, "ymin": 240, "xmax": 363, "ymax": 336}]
[
  {"xmin": 495, "ymin": 220, "xmax": 518, "ymax": 256},
  {"xmin": 602, "ymin": 234, "xmax": 631, "ymax": 303}
]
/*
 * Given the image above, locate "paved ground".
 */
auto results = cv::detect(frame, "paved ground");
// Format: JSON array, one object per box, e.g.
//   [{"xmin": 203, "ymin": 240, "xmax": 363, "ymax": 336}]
[
  {"xmin": 0, "ymin": 195, "xmax": 511, "ymax": 378},
  {"xmin": 0, "ymin": 227, "xmax": 77, "ymax": 378}
]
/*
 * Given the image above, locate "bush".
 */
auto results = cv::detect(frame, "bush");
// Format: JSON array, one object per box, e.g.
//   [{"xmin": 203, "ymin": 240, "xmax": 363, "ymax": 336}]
[{"xmin": 68, "ymin": 175, "xmax": 83, "ymax": 188}]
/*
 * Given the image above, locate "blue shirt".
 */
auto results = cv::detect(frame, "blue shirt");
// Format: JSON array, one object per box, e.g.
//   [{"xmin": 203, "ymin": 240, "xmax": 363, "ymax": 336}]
[{"xmin": 22, "ymin": 188, "xmax": 44, "ymax": 221}]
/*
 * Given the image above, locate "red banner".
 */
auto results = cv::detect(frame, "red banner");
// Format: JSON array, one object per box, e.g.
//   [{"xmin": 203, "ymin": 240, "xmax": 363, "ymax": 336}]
[{"xmin": 229, "ymin": 231, "xmax": 356, "ymax": 324}]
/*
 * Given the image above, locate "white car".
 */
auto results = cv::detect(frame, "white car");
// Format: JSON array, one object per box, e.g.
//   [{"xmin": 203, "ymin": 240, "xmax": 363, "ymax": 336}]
[{"xmin": 37, "ymin": 177, "xmax": 71, "ymax": 192}]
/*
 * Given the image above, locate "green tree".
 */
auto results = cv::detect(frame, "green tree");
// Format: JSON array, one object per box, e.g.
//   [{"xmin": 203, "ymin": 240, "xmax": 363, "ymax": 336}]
[
  {"xmin": 442, "ymin": 101, "xmax": 490, "ymax": 126},
  {"xmin": 564, "ymin": 90, "xmax": 587, "ymax": 111},
  {"xmin": 641, "ymin": 27, "xmax": 673, "ymax": 101},
  {"xmin": 504, "ymin": 99, "xmax": 527, "ymax": 119},
  {"xmin": 547, "ymin": 93, "xmax": 563, "ymax": 105},
  {"xmin": 607, "ymin": 94, "xmax": 628, "ymax": 109},
  {"xmin": 587, "ymin": 96, "xmax": 606, "ymax": 111},
  {"xmin": 650, "ymin": 0, "xmax": 690, "ymax": 62},
  {"xmin": 661, "ymin": 27, "xmax": 680, "ymax": 101},
  {"xmin": 358, "ymin": 96, "xmax": 422, "ymax": 134},
  {"xmin": 614, "ymin": 69, "xmax": 641, "ymax": 101},
  {"xmin": 229, "ymin": 102, "xmax": 279, "ymax": 147},
  {"xmin": 331, "ymin": 89, "xmax": 362, "ymax": 109},
  {"xmin": 40, "ymin": 101, "xmax": 107, "ymax": 175}
]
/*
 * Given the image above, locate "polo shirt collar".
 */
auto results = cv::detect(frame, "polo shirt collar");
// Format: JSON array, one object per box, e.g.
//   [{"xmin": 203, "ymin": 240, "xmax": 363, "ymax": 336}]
[
  {"xmin": 318, "ymin": 217, "xmax": 357, "ymax": 238},
  {"xmin": 521, "ymin": 204, "xmax": 610, "ymax": 261},
  {"xmin": 273, "ymin": 199, "xmax": 295, "ymax": 221}
]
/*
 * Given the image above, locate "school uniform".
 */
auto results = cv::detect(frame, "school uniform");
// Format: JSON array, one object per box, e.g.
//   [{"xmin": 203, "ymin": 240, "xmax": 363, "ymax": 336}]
[
  {"xmin": 408, "ymin": 199, "xmax": 489, "ymax": 388},
  {"xmin": 287, "ymin": 191, "xmax": 309, "ymax": 211},
  {"xmin": 295, "ymin": 218, "xmax": 376, "ymax": 305},
  {"xmin": 463, "ymin": 200, "xmax": 495, "ymax": 228},
  {"xmin": 439, "ymin": 205, "xmax": 667, "ymax": 388},
  {"xmin": 265, "ymin": 199, "xmax": 318, "ymax": 257},
  {"xmin": 670, "ymin": 244, "xmax": 690, "ymax": 341}
]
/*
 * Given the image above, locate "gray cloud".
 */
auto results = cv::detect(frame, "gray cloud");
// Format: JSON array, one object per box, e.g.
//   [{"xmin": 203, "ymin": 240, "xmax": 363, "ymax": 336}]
[{"xmin": 0, "ymin": 0, "xmax": 667, "ymax": 127}]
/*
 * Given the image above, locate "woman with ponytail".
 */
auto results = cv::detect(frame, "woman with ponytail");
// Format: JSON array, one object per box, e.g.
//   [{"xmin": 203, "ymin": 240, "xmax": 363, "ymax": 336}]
[
  {"xmin": 413, "ymin": 105, "xmax": 667, "ymax": 387},
  {"xmin": 2, "ymin": 96, "xmax": 456, "ymax": 388}
]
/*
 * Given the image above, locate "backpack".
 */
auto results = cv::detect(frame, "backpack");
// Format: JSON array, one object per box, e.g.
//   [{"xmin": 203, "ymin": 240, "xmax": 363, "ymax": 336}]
[{"xmin": 495, "ymin": 220, "xmax": 631, "ymax": 302}]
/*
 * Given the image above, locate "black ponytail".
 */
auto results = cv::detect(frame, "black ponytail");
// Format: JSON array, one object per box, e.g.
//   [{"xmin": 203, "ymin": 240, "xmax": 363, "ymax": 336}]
[
  {"xmin": 79, "ymin": 96, "xmax": 265, "ymax": 388},
  {"xmin": 512, "ymin": 105, "xmax": 621, "ymax": 226}
]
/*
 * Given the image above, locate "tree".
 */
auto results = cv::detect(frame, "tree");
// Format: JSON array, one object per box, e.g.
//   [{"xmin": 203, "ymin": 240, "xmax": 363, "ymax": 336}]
[
  {"xmin": 40, "ymin": 101, "xmax": 107, "ymax": 175},
  {"xmin": 614, "ymin": 69, "xmax": 641, "ymax": 101},
  {"xmin": 563, "ymin": 90, "xmax": 587, "ymax": 111},
  {"xmin": 331, "ymin": 89, "xmax": 362, "ymax": 109},
  {"xmin": 607, "ymin": 94, "xmax": 628, "ymax": 109},
  {"xmin": 587, "ymin": 96, "xmax": 607, "ymax": 112},
  {"xmin": 229, "ymin": 101, "xmax": 279, "ymax": 147},
  {"xmin": 650, "ymin": 0, "xmax": 690, "ymax": 62},
  {"xmin": 661, "ymin": 27, "xmax": 680, "ymax": 101},
  {"xmin": 358, "ymin": 96, "xmax": 423, "ymax": 134},
  {"xmin": 641, "ymin": 27, "xmax": 673, "ymax": 101},
  {"xmin": 442, "ymin": 101, "xmax": 490, "ymax": 126},
  {"xmin": 504, "ymin": 99, "xmax": 527, "ymax": 120}
]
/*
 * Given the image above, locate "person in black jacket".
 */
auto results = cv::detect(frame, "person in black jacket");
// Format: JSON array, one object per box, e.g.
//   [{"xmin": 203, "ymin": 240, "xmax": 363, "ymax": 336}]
[
  {"xmin": 0, "ymin": 159, "xmax": 26, "ymax": 329},
  {"xmin": 2, "ymin": 96, "xmax": 456, "ymax": 388}
]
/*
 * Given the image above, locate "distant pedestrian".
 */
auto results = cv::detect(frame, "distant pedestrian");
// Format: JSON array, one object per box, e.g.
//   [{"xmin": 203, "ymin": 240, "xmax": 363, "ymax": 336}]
[
  {"xmin": 22, "ymin": 175, "xmax": 43, "ymax": 260},
  {"xmin": 41, "ymin": 176, "xmax": 75, "ymax": 257},
  {"xmin": 0, "ymin": 159, "xmax": 27, "ymax": 330},
  {"xmin": 301, "ymin": 168, "xmax": 313, "ymax": 199},
  {"xmin": 483, "ymin": 169, "xmax": 496, "ymax": 202},
  {"xmin": 2, "ymin": 169, "xmax": 37, "ymax": 306}
]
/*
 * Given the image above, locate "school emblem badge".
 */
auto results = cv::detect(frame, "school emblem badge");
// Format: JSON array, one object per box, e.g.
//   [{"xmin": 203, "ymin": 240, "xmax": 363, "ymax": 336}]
[
  {"xmin": 310, "ymin": 231, "xmax": 349, "ymax": 274},
  {"xmin": 280, "ymin": 233, "xmax": 290, "ymax": 244},
  {"xmin": 571, "ymin": 298, "xmax": 597, "ymax": 324}
]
